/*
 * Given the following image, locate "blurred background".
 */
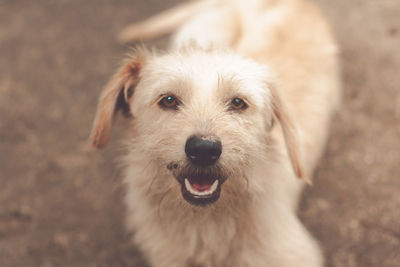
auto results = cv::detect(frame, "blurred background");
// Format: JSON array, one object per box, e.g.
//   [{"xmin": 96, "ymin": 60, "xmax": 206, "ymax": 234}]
[{"xmin": 0, "ymin": 0, "xmax": 399, "ymax": 266}]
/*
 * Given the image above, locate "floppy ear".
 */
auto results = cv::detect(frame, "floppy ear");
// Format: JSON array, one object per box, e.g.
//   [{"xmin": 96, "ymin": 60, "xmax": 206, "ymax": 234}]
[
  {"xmin": 270, "ymin": 88, "xmax": 307, "ymax": 181},
  {"xmin": 90, "ymin": 58, "xmax": 143, "ymax": 149}
]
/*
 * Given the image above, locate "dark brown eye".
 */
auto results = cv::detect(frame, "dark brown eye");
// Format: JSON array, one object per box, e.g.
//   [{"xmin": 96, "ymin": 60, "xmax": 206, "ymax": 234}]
[
  {"xmin": 230, "ymin": 97, "xmax": 248, "ymax": 111},
  {"xmin": 159, "ymin": 95, "xmax": 179, "ymax": 110}
]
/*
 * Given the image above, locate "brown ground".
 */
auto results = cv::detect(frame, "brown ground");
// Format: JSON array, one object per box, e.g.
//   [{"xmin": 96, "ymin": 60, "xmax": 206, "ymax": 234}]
[{"xmin": 0, "ymin": 0, "xmax": 399, "ymax": 266}]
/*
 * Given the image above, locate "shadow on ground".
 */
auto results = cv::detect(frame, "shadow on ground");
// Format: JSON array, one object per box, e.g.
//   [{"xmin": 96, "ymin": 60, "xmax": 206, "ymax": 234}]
[{"xmin": 0, "ymin": 0, "xmax": 399, "ymax": 266}]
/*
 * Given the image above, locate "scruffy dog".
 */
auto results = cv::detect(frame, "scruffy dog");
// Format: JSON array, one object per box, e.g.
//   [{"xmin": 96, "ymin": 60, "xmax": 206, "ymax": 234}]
[{"xmin": 90, "ymin": 0, "xmax": 340, "ymax": 266}]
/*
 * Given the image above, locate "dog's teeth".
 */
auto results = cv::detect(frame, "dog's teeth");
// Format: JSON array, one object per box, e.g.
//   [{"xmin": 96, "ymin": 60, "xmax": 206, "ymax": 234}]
[
  {"xmin": 210, "ymin": 179, "xmax": 218, "ymax": 192},
  {"xmin": 184, "ymin": 179, "xmax": 194, "ymax": 193},
  {"xmin": 184, "ymin": 178, "xmax": 219, "ymax": 196}
]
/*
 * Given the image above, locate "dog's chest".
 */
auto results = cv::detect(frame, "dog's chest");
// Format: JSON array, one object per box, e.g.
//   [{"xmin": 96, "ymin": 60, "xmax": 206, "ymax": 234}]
[{"xmin": 172, "ymin": 210, "xmax": 254, "ymax": 267}]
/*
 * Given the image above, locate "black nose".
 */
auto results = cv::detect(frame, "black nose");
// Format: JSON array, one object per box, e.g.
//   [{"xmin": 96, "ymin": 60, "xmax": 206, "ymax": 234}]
[{"xmin": 185, "ymin": 136, "xmax": 222, "ymax": 167}]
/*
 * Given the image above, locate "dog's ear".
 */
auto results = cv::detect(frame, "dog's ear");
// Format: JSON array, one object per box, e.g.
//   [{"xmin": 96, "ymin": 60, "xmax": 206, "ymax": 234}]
[
  {"xmin": 90, "ymin": 58, "xmax": 143, "ymax": 149},
  {"xmin": 270, "ymin": 88, "xmax": 306, "ymax": 181}
]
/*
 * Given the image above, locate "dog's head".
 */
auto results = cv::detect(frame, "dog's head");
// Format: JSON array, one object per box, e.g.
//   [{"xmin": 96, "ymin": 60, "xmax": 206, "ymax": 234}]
[{"xmin": 90, "ymin": 48, "xmax": 304, "ymax": 207}]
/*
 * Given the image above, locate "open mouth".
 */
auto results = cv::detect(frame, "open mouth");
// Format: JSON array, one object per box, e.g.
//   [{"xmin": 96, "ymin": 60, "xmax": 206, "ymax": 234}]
[
  {"xmin": 184, "ymin": 178, "xmax": 219, "ymax": 196},
  {"xmin": 176, "ymin": 168, "xmax": 224, "ymax": 206}
]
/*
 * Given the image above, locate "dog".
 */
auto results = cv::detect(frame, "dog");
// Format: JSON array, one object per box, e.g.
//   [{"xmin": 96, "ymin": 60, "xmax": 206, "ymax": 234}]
[{"xmin": 90, "ymin": 0, "xmax": 341, "ymax": 266}]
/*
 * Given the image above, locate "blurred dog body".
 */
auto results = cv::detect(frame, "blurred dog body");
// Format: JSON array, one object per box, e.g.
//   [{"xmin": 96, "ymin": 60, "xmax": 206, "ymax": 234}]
[{"xmin": 90, "ymin": 0, "xmax": 340, "ymax": 266}]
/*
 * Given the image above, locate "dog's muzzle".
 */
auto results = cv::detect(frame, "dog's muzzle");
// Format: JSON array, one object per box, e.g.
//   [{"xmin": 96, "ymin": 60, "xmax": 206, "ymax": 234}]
[{"xmin": 173, "ymin": 135, "xmax": 224, "ymax": 206}]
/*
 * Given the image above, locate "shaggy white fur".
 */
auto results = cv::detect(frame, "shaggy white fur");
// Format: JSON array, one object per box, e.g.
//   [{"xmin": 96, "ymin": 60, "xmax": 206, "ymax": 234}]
[{"xmin": 90, "ymin": 0, "xmax": 340, "ymax": 266}]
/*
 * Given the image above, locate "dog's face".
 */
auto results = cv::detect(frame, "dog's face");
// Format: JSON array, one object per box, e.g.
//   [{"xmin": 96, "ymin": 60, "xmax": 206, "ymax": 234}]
[{"xmin": 91, "ymin": 48, "xmax": 303, "ymax": 207}]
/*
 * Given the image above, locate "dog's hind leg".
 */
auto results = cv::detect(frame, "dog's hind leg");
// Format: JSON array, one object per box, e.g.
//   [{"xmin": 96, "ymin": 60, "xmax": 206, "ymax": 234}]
[
  {"xmin": 118, "ymin": 0, "xmax": 220, "ymax": 43},
  {"xmin": 170, "ymin": 4, "xmax": 241, "ymax": 50}
]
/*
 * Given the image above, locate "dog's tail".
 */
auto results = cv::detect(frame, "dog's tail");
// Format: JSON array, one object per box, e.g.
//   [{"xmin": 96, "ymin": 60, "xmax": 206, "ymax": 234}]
[{"xmin": 118, "ymin": 0, "xmax": 221, "ymax": 43}]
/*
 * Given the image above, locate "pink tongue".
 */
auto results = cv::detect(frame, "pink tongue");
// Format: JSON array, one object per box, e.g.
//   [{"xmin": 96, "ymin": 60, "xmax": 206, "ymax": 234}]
[{"xmin": 192, "ymin": 182, "xmax": 212, "ymax": 192}]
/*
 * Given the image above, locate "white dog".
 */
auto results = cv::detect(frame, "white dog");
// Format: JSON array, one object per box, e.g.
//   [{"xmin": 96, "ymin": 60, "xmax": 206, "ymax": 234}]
[{"xmin": 90, "ymin": 0, "xmax": 340, "ymax": 266}]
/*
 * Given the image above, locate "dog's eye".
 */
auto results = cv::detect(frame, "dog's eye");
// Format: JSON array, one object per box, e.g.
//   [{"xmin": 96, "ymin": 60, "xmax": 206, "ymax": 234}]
[
  {"xmin": 159, "ymin": 95, "xmax": 179, "ymax": 110},
  {"xmin": 230, "ymin": 97, "xmax": 248, "ymax": 111}
]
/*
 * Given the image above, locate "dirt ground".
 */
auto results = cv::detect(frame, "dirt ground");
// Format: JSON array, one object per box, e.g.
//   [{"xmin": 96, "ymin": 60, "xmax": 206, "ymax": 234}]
[{"xmin": 0, "ymin": 0, "xmax": 399, "ymax": 266}]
